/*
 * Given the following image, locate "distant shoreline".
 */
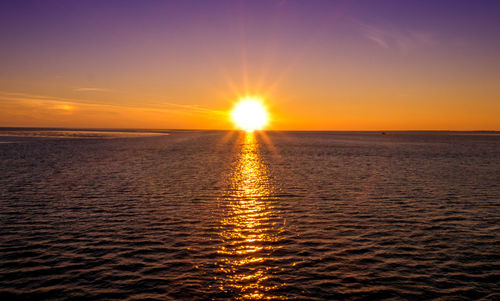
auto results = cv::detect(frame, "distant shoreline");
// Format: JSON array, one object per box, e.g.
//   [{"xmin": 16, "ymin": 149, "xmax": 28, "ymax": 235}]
[{"xmin": 0, "ymin": 129, "xmax": 169, "ymax": 139}]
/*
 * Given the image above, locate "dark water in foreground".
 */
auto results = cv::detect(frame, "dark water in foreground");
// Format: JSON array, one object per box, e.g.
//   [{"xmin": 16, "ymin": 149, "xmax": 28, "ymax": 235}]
[{"xmin": 1, "ymin": 130, "xmax": 499, "ymax": 300}]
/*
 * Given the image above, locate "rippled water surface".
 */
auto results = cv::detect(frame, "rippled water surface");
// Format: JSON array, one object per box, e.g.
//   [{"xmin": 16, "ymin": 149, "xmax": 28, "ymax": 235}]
[{"xmin": 1, "ymin": 131, "xmax": 499, "ymax": 300}]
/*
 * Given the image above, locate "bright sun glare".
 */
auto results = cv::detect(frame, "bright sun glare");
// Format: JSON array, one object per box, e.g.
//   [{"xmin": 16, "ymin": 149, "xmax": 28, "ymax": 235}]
[{"xmin": 231, "ymin": 98, "xmax": 268, "ymax": 132}]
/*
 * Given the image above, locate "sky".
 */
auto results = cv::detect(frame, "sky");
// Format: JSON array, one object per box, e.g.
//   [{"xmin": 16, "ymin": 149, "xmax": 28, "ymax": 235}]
[{"xmin": 1, "ymin": 0, "xmax": 499, "ymax": 130}]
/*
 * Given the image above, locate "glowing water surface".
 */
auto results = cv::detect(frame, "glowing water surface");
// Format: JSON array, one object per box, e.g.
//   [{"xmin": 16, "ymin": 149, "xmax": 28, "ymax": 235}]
[{"xmin": 216, "ymin": 133, "xmax": 284, "ymax": 300}]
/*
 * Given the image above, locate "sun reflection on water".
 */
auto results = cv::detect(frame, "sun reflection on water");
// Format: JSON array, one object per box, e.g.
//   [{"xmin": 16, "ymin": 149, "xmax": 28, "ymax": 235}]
[{"xmin": 216, "ymin": 132, "xmax": 284, "ymax": 300}]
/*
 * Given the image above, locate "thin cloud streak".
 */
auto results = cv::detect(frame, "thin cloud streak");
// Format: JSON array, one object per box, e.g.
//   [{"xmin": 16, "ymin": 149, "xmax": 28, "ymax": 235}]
[
  {"xmin": 0, "ymin": 90, "xmax": 226, "ymax": 116},
  {"xmin": 74, "ymin": 87, "xmax": 111, "ymax": 92},
  {"xmin": 358, "ymin": 22, "xmax": 436, "ymax": 52},
  {"xmin": 0, "ymin": 90, "xmax": 232, "ymax": 128}
]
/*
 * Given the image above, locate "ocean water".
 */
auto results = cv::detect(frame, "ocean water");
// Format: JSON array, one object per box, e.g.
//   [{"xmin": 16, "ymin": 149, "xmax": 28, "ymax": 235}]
[{"xmin": 0, "ymin": 130, "xmax": 499, "ymax": 300}]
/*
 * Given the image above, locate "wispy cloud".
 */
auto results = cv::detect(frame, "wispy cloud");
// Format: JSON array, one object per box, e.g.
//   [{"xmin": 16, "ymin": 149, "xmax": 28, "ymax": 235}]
[
  {"xmin": 0, "ymin": 90, "xmax": 229, "ymax": 128},
  {"xmin": 0, "ymin": 90, "xmax": 225, "ymax": 116},
  {"xmin": 74, "ymin": 87, "xmax": 111, "ymax": 92},
  {"xmin": 358, "ymin": 22, "xmax": 436, "ymax": 52}
]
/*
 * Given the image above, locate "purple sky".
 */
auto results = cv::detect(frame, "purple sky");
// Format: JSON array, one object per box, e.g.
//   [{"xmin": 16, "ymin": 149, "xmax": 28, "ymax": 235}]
[{"xmin": 1, "ymin": 0, "xmax": 499, "ymax": 129}]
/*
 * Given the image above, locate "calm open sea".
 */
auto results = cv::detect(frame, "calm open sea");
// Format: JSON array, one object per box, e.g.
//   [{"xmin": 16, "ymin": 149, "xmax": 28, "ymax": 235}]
[{"xmin": 0, "ymin": 130, "xmax": 499, "ymax": 300}]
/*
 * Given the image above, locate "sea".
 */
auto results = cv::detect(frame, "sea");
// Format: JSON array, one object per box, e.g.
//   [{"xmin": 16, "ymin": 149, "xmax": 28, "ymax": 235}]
[{"xmin": 0, "ymin": 129, "xmax": 499, "ymax": 300}]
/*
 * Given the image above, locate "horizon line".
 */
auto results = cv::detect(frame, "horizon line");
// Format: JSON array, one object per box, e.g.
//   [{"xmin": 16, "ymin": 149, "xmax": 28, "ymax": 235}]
[{"xmin": 0, "ymin": 126, "xmax": 499, "ymax": 133}]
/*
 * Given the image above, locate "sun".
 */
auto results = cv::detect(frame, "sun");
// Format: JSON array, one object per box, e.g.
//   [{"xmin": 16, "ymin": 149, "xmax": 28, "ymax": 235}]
[{"xmin": 231, "ymin": 98, "xmax": 268, "ymax": 132}]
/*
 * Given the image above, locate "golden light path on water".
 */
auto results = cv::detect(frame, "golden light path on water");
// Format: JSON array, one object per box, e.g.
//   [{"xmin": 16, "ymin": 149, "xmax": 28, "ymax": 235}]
[{"xmin": 216, "ymin": 132, "xmax": 284, "ymax": 300}]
